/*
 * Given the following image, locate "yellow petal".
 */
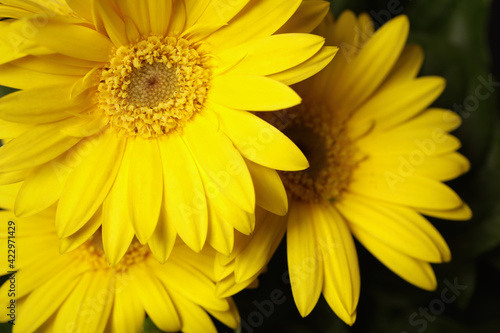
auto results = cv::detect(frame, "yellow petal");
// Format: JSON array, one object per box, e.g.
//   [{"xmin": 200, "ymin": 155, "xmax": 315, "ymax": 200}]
[
  {"xmin": 66, "ymin": 0, "xmax": 93, "ymax": 21},
  {"xmin": 383, "ymin": 44, "xmax": 424, "ymax": 87},
  {"xmin": 276, "ymin": 0, "xmax": 329, "ymax": 34},
  {"xmin": 349, "ymin": 171, "xmax": 463, "ymax": 210},
  {"xmin": 207, "ymin": 202, "xmax": 235, "ymax": 256},
  {"xmin": 245, "ymin": 159, "xmax": 287, "ymax": 216},
  {"xmin": 356, "ymin": 127, "xmax": 461, "ymax": 157},
  {"xmin": 10, "ymin": 55, "xmax": 91, "ymax": 75},
  {"xmin": 182, "ymin": 0, "xmax": 250, "ymax": 41},
  {"xmin": 149, "ymin": 0, "xmax": 172, "ymax": 36},
  {"xmin": 168, "ymin": 290, "xmax": 217, "ymax": 333},
  {"xmin": 358, "ymin": 152, "xmax": 470, "ymax": 183},
  {"xmin": 200, "ymin": 168, "xmax": 255, "ymax": 235},
  {"xmin": 148, "ymin": 203, "xmax": 177, "ymax": 263},
  {"xmin": 155, "ymin": 258, "xmax": 229, "ymax": 312},
  {"xmin": 206, "ymin": 298, "xmax": 240, "ymax": 329},
  {"xmin": 127, "ymin": 137, "xmax": 163, "ymax": 244},
  {"xmin": 75, "ymin": 270, "xmax": 114, "ymax": 333},
  {"xmin": 119, "ymin": 0, "xmax": 150, "ymax": 36},
  {"xmin": 0, "ymin": 182, "xmax": 21, "ymax": 210},
  {"xmin": 418, "ymin": 204, "xmax": 472, "ymax": 221},
  {"xmin": 59, "ymin": 208, "xmax": 103, "ymax": 253},
  {"xmin": 111, "ymin": 283, "xmax": 145, "ymax": 333},
  {"xmin": 268, "ymin": 46, "xmax": 338, "ymax": 86},
  {"xmin": 235, "ymin": 211, "xmax": 285, "ymax": 283},
  {"xmin": 338, "ymin": 194, "xmax": 451, "ymax": 263},
  {"xmin": 102, "ymin": 139, "xmax": 135, "ymax": 264},
  {"xmin": 330, "ymin": 15, "xmax": 409, "ymax": 112},
  {"xmin": 95, "ymin": 0, "xmax": 128, "ymax": 46},
  {"xmin": 287, "ymin": 201, "xmax": 323, "ymax": 317},
  {"xmin": 0, "ymin": 63, "xmax": 80, "ymax": 89},
  {"xmin": 211, "ymin": 104, "xmax": 308, "ymax": 171},
  {"xmin": 129, "ymin": 264, "xmax": 181, "ymax": 332},
  {"xmin": 0, "ymin": 119, "xmax": 34, "ymax": 139},
  {"xmin": 350, "ymin": 77, "xmax": 446, "ymax": 132},
  {"xmin": 14, "ymin": 150, "xmax": 75, "ymax": 217},
  {"xmin": 0, "ymin": 84, "xmax": 93, "ymax": 124},
  {"xmin": 315, "ymin": 204, "xmax": 359, "ymax": 326},
  {"xmin": 0, "ymin": 120, "xmax": 82, "ymax": 172},
  {"xmin": 56, "ymin": 132, "xmax": 125, "ymax": 238},
  {"xmin": 15, "ymin": 263, "xmax": 83, "ymax": 332},
  {"xmin": 34, "ymin": 21, "xmax": 113, "ymax": 62},
  {"xmin": 216, "ymin": 34, "xmax": 326, "ymax": 77},
  {"xmin": 61, "ymin": 113, "xmax": 109, "ymax": 138},
  {"xmin": 0, "ymin": 169, "xmax": 28, "ymax": 185},
  {"xmin": 52, "ymin": 272, "xmax": 93, "ymax": 333},
  {"xmin": 167, "ymin": 0, "xmax": 186, "ymax": 36},
  {"xmin": 157, "ymin": 134, "xmax": 207, "ymax": 252},
  {"xmin": 211, "ymin": 74, "xmax": 301, "ymax": 111},
  {"xmin": 351, "ymin": 224, "xmax": 438, "ymax": 290},
  {"xmin": 184, "ymin": 113, "xmax": 255, "ymax": 212},
  {"xmin": 205, "ymin": 0, "xmax": 301, "ymax": 49}
]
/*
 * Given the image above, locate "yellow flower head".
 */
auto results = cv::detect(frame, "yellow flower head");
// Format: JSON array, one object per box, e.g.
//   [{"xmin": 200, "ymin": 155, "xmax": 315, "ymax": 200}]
[
  {"xmin": 0, "ymin": 205, "xmax": 239, "ymax": 333},
  {"xmin": 0, "ymin": 0, "xmax": 338, "ymax": 263},
  {"xmin": 261, "ymin": 12, "xmax": 471, "ymax": 325}
]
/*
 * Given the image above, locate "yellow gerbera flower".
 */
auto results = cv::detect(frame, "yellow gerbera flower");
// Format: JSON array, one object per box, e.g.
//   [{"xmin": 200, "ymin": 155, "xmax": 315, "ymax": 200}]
[
  {"xmin": 0, "ymin": 0, "xmax": 338, "ymax": 263},
  {"xmin": 0, "ymin": 192, "xmax": 239, "ymax": 333},
  {"xmin": 262, "ymin": 12, "xmax": 472, "ymax": 324}
]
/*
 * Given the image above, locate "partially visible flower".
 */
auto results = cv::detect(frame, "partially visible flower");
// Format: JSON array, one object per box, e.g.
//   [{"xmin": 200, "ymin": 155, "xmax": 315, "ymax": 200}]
[
  {"xmin": 0, "ymin": 183, "xmax": 239, "ymax": 333},
  {"xmin": 260, "ymin": 12, "xmax": 471, "ymax": 324},
  {"xmin": 0, "ymin": 0, "xmax": 337, "ymax": 263}
]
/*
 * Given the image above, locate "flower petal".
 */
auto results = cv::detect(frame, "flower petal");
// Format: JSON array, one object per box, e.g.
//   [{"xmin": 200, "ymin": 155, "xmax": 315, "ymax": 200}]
[
  {"xmin": 211, "ymin": 104, "xmax": 308, "ymax": 171},
  {"xmin": 216, "ymin": 34, "xmax": 326, "ymax": 77},
  {"xmin": 205, "ymin": 0, "xmax": 301, "ymax": 49},
  {"xmin": 157, "ymin": 134, "xmax": 208, "ymax": 253},
  {"xmin": 287, "ymin": 201, "xmax": 323, "ymax": 317},
  {"xmin": 350, "ymin": 225, "xmax": 438, "ymax": 290},
  {"xmin": 127, "ymin": 137, "xmax": 163, "ymax": 244},
  {"xmin": 34, "ymin": 21, "xmax": 113, "ymax": 62},
  {"xmin": 184, "ymin": 113, "xmax": 255, "ymax": 212},
  {"xmin": 0, "ymin": 84, "xmax": 93, "ymax": 124},
  {"xmin": 245, "ymin": 159, "xmax": 288, "ymax": 216},
  {"xmin": 0, "ymin": 120, "xmax": 82, "ymax": 172},
  {"xmin": 129, "ymin": 264, "xmax": 181, "ymax": 332},
  {"xmin": 316, "ymin": 204, "xmax": 359, "ymax": 326},
  {"xmin": 102, "ymin": 139, "xmax": 135, "ymax": 265},
  {"xmin": 268, "ymin": 46, "xmax": 338, "ymax": 86},
  {"xmin": 210, "ymin": 74, "xmax": 301, "ymax": 111},
  {"xmin": 337, "ymin": 194, "xmax": 451, "ymax": 263},
  {"xmin": 56, "ymin": 132, "xmax": 125, "ymax": 238}
]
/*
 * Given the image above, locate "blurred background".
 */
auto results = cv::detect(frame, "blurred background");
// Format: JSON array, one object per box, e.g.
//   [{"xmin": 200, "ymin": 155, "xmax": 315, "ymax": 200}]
[
  {"xmin": 226, "ymin": 0, "xmax": 500, "ymax": 332},
  {"xmin": 0, "ymin": 0, "xmax": 498, "ymax": 332}
]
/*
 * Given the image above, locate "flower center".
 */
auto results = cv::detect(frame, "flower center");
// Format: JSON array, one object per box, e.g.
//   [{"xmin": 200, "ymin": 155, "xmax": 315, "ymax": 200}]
[
  {"xmin": 78, "ymin": 231, "xmax": 149, "ymax": 272},
  {"xmin": 98, "ymin": 36, "xmax": 211, "ymax": 138},
  {"xmin": 268, "ymin": 105, "xmax": 359, "ymax": 203}
]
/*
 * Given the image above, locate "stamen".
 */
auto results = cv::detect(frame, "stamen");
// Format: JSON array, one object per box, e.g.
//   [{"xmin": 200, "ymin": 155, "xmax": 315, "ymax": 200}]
[
  {"xmin": 266, "ymin": 105, "xmax": 359, "ymax": 202},
  {"xmin": 97, "ymin": 36, "xmax": 211, "ymax": 138}
]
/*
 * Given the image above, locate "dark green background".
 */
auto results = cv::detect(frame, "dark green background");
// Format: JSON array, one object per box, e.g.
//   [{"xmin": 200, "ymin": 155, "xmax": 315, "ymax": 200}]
[{"xmin": 1, "ymin": 0, "xmax": 499, "ymax": 332}]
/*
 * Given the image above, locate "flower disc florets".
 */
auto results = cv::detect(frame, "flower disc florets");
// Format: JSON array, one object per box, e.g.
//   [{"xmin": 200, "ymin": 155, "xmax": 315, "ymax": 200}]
[
  {"xmin": 275, "ymin": 105, "xmax": 359, "ymax": 203},
  {"xmin": 98, "ymin": 36, "xmax": 211, "ymax": 138}
]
